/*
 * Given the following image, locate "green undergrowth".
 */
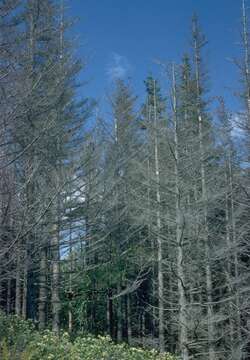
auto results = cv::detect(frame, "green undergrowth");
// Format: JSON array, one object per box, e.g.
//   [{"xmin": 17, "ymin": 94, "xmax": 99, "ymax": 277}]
[{"xmin": 0, "ymin": 312, "xmax": 177, "ymax": 360}]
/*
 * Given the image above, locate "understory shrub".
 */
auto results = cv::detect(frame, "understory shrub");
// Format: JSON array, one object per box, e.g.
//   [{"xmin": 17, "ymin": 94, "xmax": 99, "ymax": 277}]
[
  {"xmin": 0, "ymin": 312, "xmax": 177, "ymax": 360},
  {"xmin": 0, "ymin": 311, "xmax": 35, "ymax": 358}
]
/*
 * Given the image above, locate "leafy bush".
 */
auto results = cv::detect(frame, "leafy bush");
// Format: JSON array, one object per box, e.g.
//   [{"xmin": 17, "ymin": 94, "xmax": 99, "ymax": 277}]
[
  {"xmin": 22, "ymin": 331, "xmax": 72, "ymax": 360},
  {"xmin": 0, "ymin": 311, "xmax": 35, "ymax": 359},
  {"xmin": 69, "ymin": 335, "xmax": 176, "ymax": 360},
  {"xmin": 0, "ymin": 312, "xmax": 177, "ymax": 360}
]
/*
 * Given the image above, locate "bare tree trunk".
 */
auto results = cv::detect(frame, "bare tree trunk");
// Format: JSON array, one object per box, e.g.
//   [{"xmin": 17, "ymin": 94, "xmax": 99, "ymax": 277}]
[
  {"xmin": 15, "ymin": 246, "xmax": 21, "ymax": 316},
  {"xmin": 147, "ymin": 155, "xmax": 157, "ymax": 337},
  {"xmin": 225, "ymin": 173, "xmax": 235, "ymax": 348},
  {"xmin": 228, "ymin": 150, "xmax": 242, "ymax": 348},
  {"xmin": 22, "ymin": 255, "xmax": 28, "ymax": 319},
  {"xmin": 7, "ymin": 279, "xmax": 11, "ymax": 314},
  {"xmin": 152, "ymin": 80, "xmax": 165, "ymax": 353},
  {"xmin": 51, "ymin": 222, "xmax": 60, "ymax": 334},
  {"xmin": 68, "ymin": 197, "xmax": 73, "ymax": 334},
  {"xmin": 21, "ymin": 243, "xmax": 29, "ymax": 320},
  {"xmin": 193, "ymin": 19, "xmax": 215, "ymax": 359},
  {"xmin": 38, "ymin": 246, "xmax": 47, "ymax": 330},
  {"xmin": 141, "ymin": 310, "xmax": 146, "ymax": 346},
  {"xmin": 107, "ymin": 288, "xmax": 113, "ymax": 338},
  {"xmin": 68, "ymin": 307, "xmax": 73, "ymax": 333},
  {"xmin": 127, "ymin": 294, "xmax": 132, "ymax": 344},
  {"xmin": 172, "ymin": 64, "xmax": 189, "ymax": 360},
  {"xmin": 107, "ymin": 292, "xmax": 111, "ymax": 335},
  {"xmin": 117, "ymin": 285, "xmax": 123, "ymax": 342}
]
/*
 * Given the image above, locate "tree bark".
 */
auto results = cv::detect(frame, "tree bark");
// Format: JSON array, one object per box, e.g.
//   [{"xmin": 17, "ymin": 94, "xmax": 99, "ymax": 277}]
[
  {"xmin": 15, "ymin": 245, "xmax": 21, "ymax": 316},
  {"xmin": 228, "ymin": 148, "xmax": 242, "ymax": 348},
  {"xmin": 22, "ymin": 247, "xmax": 28, "ymax": 319},
  {"xmin": 152, "ymin": 80, "xmax": 165, "ymax": 353},
  {"xmin": 107, "ymin": 288, "xmax": 113, "ymax": 338},
  {"xmin": 117, "ymin": 284, "xmax": 123, "ymax": 342},
  {"xmin": 7, "ymin": 279, "xmax": 11, "ymax": 314},
  {"xmin": 51, "ymin": 222, "xmax": 60, "ymax": 334},
  {"xmin": 38, "ymin": 246, "xmax": 47, "ymax": 330},
  {"xmin": 172, "ymin": 64, "xmax": 189, "ymax": 360},
  {"xmin": 193, "ymin": 18, "xmax": 215, "ymax": 359},
  {"xmin": 127, "ymin": 294, "xmax": 132, "ymax": 344}
]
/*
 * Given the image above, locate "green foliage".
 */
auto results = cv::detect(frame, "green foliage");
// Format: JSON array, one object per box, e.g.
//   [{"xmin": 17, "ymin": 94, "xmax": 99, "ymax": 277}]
[
  {"xmin": 25, "ymin": 334, "xmax": 176, "ymax": 360},
  {"xmin": 25, "ymin": 331, "xmax": 73, "ymax": 360},
  {"xmin": 0, "ymin": 313, "xmax": 177, "ymax": 360},
  {"xmin": 1, "ymin": 339, "xmax": 10, "ymax": 360},
  {"xmin": 70, "ymin": 335, "xmax": 176, "ymax": 360},
  {"xmin": 0, "ymin": 311, "xmax": 35, "ymax": 358}
]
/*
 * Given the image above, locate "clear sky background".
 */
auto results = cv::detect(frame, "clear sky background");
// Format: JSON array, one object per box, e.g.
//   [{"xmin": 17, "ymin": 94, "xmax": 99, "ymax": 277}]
[{"xmin": 68, "ymin": 0, "xmax": 245, "ymax": 114}]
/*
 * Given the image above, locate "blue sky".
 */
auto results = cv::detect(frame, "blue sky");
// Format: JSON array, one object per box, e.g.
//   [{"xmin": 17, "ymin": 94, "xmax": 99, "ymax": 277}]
[{"xmin": 68, "ymin": 0, "xmax": 245, "ymax": 114}]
